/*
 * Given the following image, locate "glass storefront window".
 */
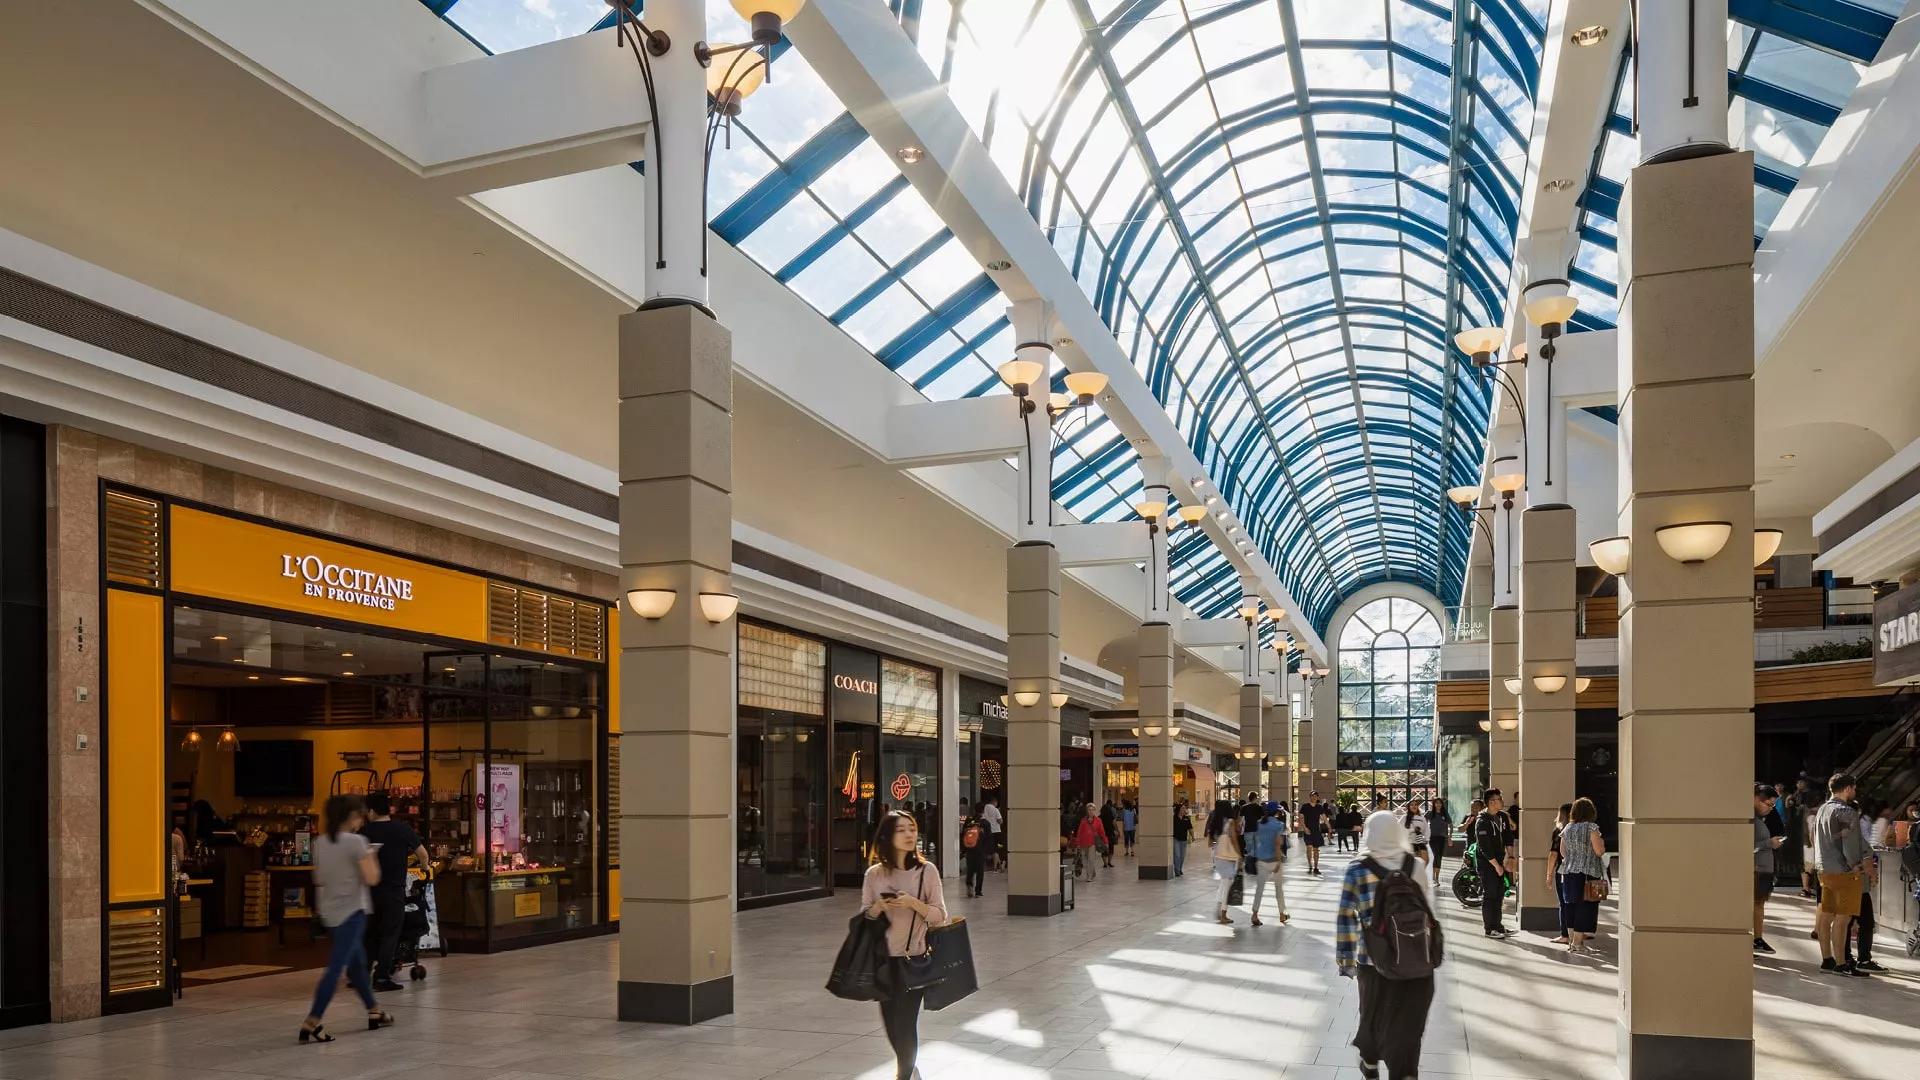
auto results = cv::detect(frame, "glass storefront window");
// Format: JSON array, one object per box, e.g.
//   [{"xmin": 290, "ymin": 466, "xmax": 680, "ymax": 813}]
[
  {"xmin": 738, "ymin": 622, "xmax": 830, "ymax": 901},
  {"xmin": 1333, "ymin": 597, "xmax": 1443, "ymax": 809},
  {"xmin": 880, "ymin": 659, "xmax": 940, "ymax": 866},
  {"xmin": 165, "ymin": 607, "xmax": 606, "ymax": 957}
]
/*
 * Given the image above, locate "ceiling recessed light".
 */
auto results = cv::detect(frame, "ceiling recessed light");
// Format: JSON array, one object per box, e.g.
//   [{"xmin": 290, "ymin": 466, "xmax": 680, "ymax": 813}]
[
  {"xmin": 1779, "ymin": 452, "xmax": 1797, "ymax": 461},
  {"xmin": 340, "ymin": 671, "xmax": 356, "ymax": 677},
  {"xmin": 1571, "ymin": 24, "xmax": 1608, "ymax": 47},
  {"xmin": 211, "ymin": 635, "xmax": 228, "ymax": 642},
  {"xmin": 896, "ymin": 145, "xmax": 925, "ymax": 164},
  {"xmin": 1543, "ymin": 178, "xmax": 1574, "ymax": 193},
  {"xmin": 985, "ymin": 259, "xmax": 1012, "ymax": 272},
  {"xmin": 341, "ymin": 652, "xmax": 354, "ymax": 658},
  {"xmin": 444, "ymin": 666, "xmax": 457, "ymax": 673},
  {"xmin": 1054, "ymin": 337, "xmax": 1074, "ymax": 349},
  {"xmin": 246, "ymin": 675, "xmax": 260, "ymax": 681}
]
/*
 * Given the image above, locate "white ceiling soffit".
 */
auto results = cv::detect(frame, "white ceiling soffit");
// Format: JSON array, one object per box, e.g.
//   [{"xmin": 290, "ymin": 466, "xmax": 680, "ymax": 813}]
[
  {"xmin": 781, "ymin": 0, "xmax": 1324, "ymax": 661},
  {"xmin": 116, "ymin": 0, "xmax": 1252, "ymax": 670}
]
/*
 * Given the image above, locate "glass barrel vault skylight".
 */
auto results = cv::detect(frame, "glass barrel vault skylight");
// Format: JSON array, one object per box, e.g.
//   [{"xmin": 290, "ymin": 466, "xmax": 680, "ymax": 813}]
[{"xmin": 424, "ymin": 0, "xmax": 1552, "ymax": 632}]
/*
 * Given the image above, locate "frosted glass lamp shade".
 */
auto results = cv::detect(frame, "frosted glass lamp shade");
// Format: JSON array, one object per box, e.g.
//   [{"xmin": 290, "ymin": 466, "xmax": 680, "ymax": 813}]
[
  {"xmin": 1177, "ymin": 505, "xmax": 1208, "ymax": 525},
  {"xmin": 731, "ymin": 0, "xmax": 806, "ymax": 20},
  {"xmin": 1478, "ymin": 719, "xmax": 1492, "ymax": 732},
  {"xmin": 1502, "ymin": 677, "xmax": 1523, "ymax": 696},
  {"xmin": 1574, "ymin": 677, "xmax": 1592, "ymax": 694},
  {"xmin": 1495, "ymin": 715, "xmax": 1519, "ymax": 731},
  {"xmin": 1491, "ymin": 471, "xmax": 1526, "ymax": 495},
  {"xmin": 626, "ymin": 588, "xmax": 677, "ymax": 619},
  {"xmin": 997, "ymin": 358, "xmax": 1043, "ymax": 392},
  {"xmin": 1754, "ymin": 528, "xmax": 1784, "ymax": 567},
  {"xmin": 1454, "ymin": 326, "xmax": 1504, "ymax": 358},
  {"xmin": 1133, "ymin": 500, "xmax": 1166, "ymax": 521},
  {"xmin": 1589, "ymin": 536, "xmax": 1632, "ymax": 576},
  {"xmin": 1532, "ymin": 674, "xmax": 1567, "ymax": 694},
  {"xmin": 698, "ymin": 592, "xmax": 740, "ymax": 623},
  {"xmin": 1011, "ymin": 690, "xmax": 1042, "ymax": 707},
  {"xmin": 1524, "ymin": 294, "xmax": 1579, "ymax": 327},
  {"xmin": 1447, "ymin": 485, "xmax": 1480, "ymax": 506},
  {"xmin": 1050, "ymin": 692, "xmax": 1070, "ymax": 708},
  {"xmin": 1062, "ymin": 371, "xmax": 1108, "ymax": 398},
  {"xmin": 1655, "ymin": 521, "xmax": 1733, "ymax": 564}
]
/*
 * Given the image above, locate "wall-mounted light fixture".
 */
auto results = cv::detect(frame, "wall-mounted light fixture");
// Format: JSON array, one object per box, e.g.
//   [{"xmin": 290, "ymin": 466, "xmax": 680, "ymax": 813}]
[
  {"xmin": 1454, "ymin": 326, "xmax": 1506, "ymax": 369},
  {"xmin": 1655, "ymin": 521, "xmax": 1733, "ymax": 564},
  {"xmin": 1141, "ymin": 724, "xmax": 1164, "ymax": 736},
  {"xmin": 1447, "ymin": 484, "xmax": 1480, "ymax": 507},
  {"xmin": 1589, "ymin": 536, "xmax": 1632, "ymax": 576},
  {"xmin": 1176, "ymin": 504, "xmax": 1207, "ymax": 528},
  {"xmin": 997, "ymin": 359, "xmax": 1044, "ymax": 410},
  {"xmin": 1265, "ymin": 609, "xmax": 1286, "ymax": 623},
  {"xmin": 1754, "ymin": 528, "xmax": 1784, "ymax": 567},
  {"xmin": 626, "ymin": 588, "xmax": 677, "ymax": 619},
  {"xmin": 1011, "ymin": 690, "xmax": 1043, "ymax": 707},
  {"xmin": 1531, "ymin": 674, "xmax": 1567, "ymax": 694},
  {"xmin": 1238, "ymin": 601, "xmax": 1261, "ymax": 622},
  {"xmin": 1495, "ymin": 715, "xmax": 1519, "ymax": 731},
  {"xmin": 1490, "ymin": 457, "xmax": 1526, "ymax": 508},
  {"xmin": 1133, "ymin": 499, "xmax": 1167, "ymax": 523},
  {"xmin": 1502, "ymin": 677, "xmax": 1523, "ymax": 696},
  {"xmin": 1478, "ymin": 719, "xmax": 1493, "ymax": 732},
  {"xmin": 698, "ymin": 592, "xmax": 740, "ymax": 623},
  {"xmin": 1050, "ymin": 692, "xmax": 1070, "ymax": 709},
  {"xmin": 1574, "ymin": 676, "xmax": 1592, "ymax": 694}
]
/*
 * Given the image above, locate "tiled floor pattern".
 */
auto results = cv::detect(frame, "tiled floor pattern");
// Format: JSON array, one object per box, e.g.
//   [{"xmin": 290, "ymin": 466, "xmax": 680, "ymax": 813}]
[{"xmin": 4, "ymin": 852, "xmax": 1917, "ymax": 1079}]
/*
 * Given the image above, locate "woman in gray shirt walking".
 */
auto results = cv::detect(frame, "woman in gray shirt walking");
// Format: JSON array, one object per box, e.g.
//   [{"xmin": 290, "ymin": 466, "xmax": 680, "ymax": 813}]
[{"xmin": 298, "ymin": 795, "xmax": 394, "ymax": 1043}]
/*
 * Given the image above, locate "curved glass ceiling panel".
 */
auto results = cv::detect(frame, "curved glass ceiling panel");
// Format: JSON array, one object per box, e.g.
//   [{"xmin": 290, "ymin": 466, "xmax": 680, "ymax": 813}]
[{"xmin": 922, "ymin": 0, "xmax": 1545, "ymax": 629}]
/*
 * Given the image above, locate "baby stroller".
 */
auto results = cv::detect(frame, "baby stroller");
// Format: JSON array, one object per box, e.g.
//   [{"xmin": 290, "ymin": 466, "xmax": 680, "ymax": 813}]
[{"xmin": 395, "ymin": 874, "xmax": 444, "ymax": 981}]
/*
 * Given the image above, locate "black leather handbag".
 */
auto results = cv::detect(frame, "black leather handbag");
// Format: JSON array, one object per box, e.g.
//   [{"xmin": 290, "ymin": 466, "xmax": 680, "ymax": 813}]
[
  {"xmin": 826, "ymin": 912, "xmax": 889, "ymax": 1001},
  {"xmin": 877, "ymin": 867, "xmax": 947, "ymax": 997},
  {"xmin": 921, "ymin": 919, "xmax": 977, "ymax": 1010}
]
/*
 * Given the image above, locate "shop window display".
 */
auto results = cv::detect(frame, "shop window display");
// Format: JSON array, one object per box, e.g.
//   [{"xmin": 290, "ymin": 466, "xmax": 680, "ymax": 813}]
[
  {"xmin": 166, "ymin": 607, "xmax": 605, "ymax": 974},
  {"xmin": 737, "ymin": 622, "xmax": 830, "ymax": 901}
]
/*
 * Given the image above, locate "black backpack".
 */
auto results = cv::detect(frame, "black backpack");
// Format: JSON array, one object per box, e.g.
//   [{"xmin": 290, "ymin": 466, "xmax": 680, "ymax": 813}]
[{"xmin": 1362, "ymin": 855, "xmax": 1443, "ymax": 980}]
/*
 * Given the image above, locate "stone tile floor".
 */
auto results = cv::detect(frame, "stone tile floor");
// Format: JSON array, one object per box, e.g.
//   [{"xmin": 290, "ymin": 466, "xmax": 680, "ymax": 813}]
[{"xmin": 4, "ymin": 851, "xmax": 1918, "ymax": 1078}]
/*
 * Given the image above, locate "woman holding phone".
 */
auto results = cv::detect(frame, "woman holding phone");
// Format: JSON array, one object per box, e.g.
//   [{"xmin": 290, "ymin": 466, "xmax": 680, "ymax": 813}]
[
  {"xmin": 297, "ymin": 795, "xmax": 393, "ymax": 1043},
  {"xmin": 862, "ymin": 809, "xmax": 948, "ymax": 1080}
]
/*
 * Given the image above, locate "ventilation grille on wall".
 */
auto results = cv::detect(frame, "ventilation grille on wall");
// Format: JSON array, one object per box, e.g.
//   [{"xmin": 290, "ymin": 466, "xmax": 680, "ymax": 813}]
[
  {"xmin": 488, "ymin": 584, "xmax": 606, "ymax": 661},
  {"xmin": 606, "ymin": 738, "xmax": 620, "ymax": 868},
  {"xmin": 104, "ymin": 490, "xmax": 162, "ymax": 588},
  {"xmin": 107, "ymin": 906, "xmax": 166, "ymax": 994}
]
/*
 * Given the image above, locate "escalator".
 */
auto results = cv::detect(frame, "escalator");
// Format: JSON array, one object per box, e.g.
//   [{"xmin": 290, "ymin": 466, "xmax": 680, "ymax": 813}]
[{"xmin": 1842, "ymin": 687, "xmax": 1920, "ymax": 810}]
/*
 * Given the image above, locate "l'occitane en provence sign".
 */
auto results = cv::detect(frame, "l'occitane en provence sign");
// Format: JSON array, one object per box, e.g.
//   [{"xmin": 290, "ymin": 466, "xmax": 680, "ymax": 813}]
[{"xmin": 169, "ymin": 506, "xmax": 488, "ymax": 642}]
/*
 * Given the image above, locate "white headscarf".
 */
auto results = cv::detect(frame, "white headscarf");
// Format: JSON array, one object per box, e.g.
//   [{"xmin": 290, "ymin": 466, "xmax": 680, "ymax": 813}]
[
  {"xmin": 1359, "ymin": 809, "xmax": 1435, "ymax": 905},
  {"xmin": 1360, "ymin": 809, "xmax": 1412, "ymax": 862}
]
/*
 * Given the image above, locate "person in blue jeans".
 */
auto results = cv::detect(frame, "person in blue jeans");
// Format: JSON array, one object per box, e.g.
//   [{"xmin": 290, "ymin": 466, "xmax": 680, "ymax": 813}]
[
  {"xmin": 298, "ymin": 795, "xmax": 394, "ymax": 1043},
  {"xmin": 1249, "ymin": 802, "xmax": 1291, "ymax": 927},
  {"xmin": 1122, "ymin": 801, "xmax": 1138, "ymax": 856}
]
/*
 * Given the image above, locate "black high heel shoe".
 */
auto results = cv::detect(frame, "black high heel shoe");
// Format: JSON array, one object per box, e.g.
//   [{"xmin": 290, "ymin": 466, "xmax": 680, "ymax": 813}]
[
  {"xmin": 368, "ymin": 1011, "xmax": 395, "ymax": 1031},
  {"xmin": 297, "ymin": 1023, "xmax": 333, "ymax": 1044}
]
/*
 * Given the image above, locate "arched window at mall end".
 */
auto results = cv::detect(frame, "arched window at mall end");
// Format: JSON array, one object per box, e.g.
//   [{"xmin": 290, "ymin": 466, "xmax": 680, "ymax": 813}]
[{"xmin": 1336, "ymin": 595, "xmax": 1443, "ymax": 809}]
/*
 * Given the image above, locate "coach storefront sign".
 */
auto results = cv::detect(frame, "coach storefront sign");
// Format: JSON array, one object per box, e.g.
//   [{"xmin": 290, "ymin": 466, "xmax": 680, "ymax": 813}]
[
  {"xmin": 829, "ymin": 644, "xmax": 882, "ymax": 725},
  {"xmin": 1874, "ymin": 585, "xmax": 1920, "ymax": 686},
  {"xmin": 169, "ymin": 505, "xmax": 489, "ymax": 641}
]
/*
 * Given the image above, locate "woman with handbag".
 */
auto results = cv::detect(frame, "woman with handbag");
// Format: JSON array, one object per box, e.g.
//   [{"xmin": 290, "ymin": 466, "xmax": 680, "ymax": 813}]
[
  {"xmin": 1206, "ymin": 799, "xmax": 1244, "ymax": 926},
  {"xmin": 862, "ymin": 809, "xmax": 948, "ymax": 1080},
  {"xmin": 1558, "ymin": 798, "xmax": 1608, "ymax": 954}
]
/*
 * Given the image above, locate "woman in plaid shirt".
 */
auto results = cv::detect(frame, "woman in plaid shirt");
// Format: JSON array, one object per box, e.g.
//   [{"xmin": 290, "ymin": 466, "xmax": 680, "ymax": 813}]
[{"xmin": 1336, "ymin": 811, "xmax": 1438, "ymax": 1080}]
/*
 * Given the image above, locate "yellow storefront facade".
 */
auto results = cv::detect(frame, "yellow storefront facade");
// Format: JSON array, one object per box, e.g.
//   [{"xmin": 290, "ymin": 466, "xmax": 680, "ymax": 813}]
[{"xmin": 100, "ymin": 487, "xmax": 618, "ymax": 1013}]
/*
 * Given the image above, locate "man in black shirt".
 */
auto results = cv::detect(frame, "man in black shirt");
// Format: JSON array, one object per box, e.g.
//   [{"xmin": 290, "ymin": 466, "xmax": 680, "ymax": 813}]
[
  {"xmin": 1299, "ymin": 794, "xmax": 1327, "ymax": 875},
  {"xmin": 1475, "ymin": 788, "xmax": 1513, "ymax": 938},
  {"xmin": 361, "ymin": 790, "xmax": 428, "ymax": 991}
]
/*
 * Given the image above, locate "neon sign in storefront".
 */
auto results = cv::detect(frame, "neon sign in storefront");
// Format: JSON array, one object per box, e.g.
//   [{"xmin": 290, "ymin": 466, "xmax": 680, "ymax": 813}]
[{"xmin": 280, "ymin": 553, "xmax": 416, "ymax": 611}]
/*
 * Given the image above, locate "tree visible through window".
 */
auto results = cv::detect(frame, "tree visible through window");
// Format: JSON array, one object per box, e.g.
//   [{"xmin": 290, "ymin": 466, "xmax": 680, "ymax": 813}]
[{"xmin": 1335, "ymin": 597, "xmax": 1442, "ymax": 808}]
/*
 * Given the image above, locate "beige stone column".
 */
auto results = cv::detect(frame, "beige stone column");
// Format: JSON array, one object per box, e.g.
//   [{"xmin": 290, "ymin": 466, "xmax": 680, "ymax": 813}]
[
  {"xmin": 616, "ymin": 307, "xmax": 735, "ymax": 1024},
  {"xmin": 1264, "ymin": 695, "xmax": 1290, "ymax": 808},
  {"xmin": 1616, "ymin": 150, "xmax": 1756, "ymax": 1077},
  {"xmin": 1136, "ymin": 622, "xmax": 1174, "ymax": 879},
  {"xmin": 1488, "ymin": 605, "xmax": 1519, "ymax": 801},
  {"xmin": 1296, "ymin": 716, "xmax": 1314, "ymax": 803},
  {"xmin": 1239, "ymin": 683, "xmax": 1264, "ymax": 799},
  {"xmin": 1517, "ymin": 505, "xmax": 1577, "ymax": 931},
  {"xmin": 1007, "ymin": 542, "xmax": 1063, "ymax": 915}
]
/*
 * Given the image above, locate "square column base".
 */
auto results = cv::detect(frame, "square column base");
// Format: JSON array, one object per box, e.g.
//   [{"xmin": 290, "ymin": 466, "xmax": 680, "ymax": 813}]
[
  {"xmin": 619, "ymin": 976, "xmax": 734, "ymax": 1025},
  {"xmin": 1618, "ymin": 1022, "xmax": 1752, "ymax": 1080},
  {"xmin": 1138, "ymin": 865, "xmax": 1171, "ymax": 880},
  {"xmin": 1518, "ymin": 906, "xmax": 1560, "ymax": 933},
  {"xmin": 1008, "ymin": 893, "xmax": 1064, "ymax": 917}
]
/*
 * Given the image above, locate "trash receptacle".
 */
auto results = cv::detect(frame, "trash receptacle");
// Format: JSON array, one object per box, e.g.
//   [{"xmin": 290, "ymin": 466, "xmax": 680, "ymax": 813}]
[{"xmin": 1060, "ymin": 859, "xmax": 1076, "ymax": 911}]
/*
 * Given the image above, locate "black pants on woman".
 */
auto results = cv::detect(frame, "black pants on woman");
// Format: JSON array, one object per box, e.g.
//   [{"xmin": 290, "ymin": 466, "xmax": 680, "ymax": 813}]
[
  {"xmin": 1355, "ymin": 966, "xmax": 1434, "ymax": 1077},
  {"xmin": 879, "ymin": 987, "xmax": 924, "ymax": 1080}
]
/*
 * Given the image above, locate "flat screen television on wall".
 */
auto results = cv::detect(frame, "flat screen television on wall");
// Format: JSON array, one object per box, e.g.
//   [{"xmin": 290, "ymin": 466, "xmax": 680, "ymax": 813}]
[{"xmin": 234, "ymin": 739, "xmax": 314, "ymax": 798}]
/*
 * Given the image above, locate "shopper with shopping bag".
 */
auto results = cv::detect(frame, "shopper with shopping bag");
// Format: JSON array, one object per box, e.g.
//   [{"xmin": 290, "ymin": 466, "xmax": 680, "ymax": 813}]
[{"xmin": 860, "ymin": 809, "xmax": 948, "ymax": 1080}]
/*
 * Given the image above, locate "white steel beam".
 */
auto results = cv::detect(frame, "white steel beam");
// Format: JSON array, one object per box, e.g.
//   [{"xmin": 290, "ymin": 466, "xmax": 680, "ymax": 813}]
[
  {"xmin": 1176, "ymin": 619, "xmax": 1252, "ymax": 650},
  {"xmin": 881, "ymin": 397, "xmax": 1025, "ymax": 467},
  {"xmin": 136, "ymin": 1, "xmax": 653, "ymax": 193},
  {"xmin": 1053, "ymin": 522, "xmax": 1148, "ymax": 569},
  {"xmin": 785, "ymin": 0, "xmax": 1326, "ymax": 661}
]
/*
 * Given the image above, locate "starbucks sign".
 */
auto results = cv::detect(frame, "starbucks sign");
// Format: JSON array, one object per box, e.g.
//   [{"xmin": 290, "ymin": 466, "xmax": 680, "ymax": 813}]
[{"xmin": 1874, "ymin": 585, "xmax": 1920, "ymax": 686}]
